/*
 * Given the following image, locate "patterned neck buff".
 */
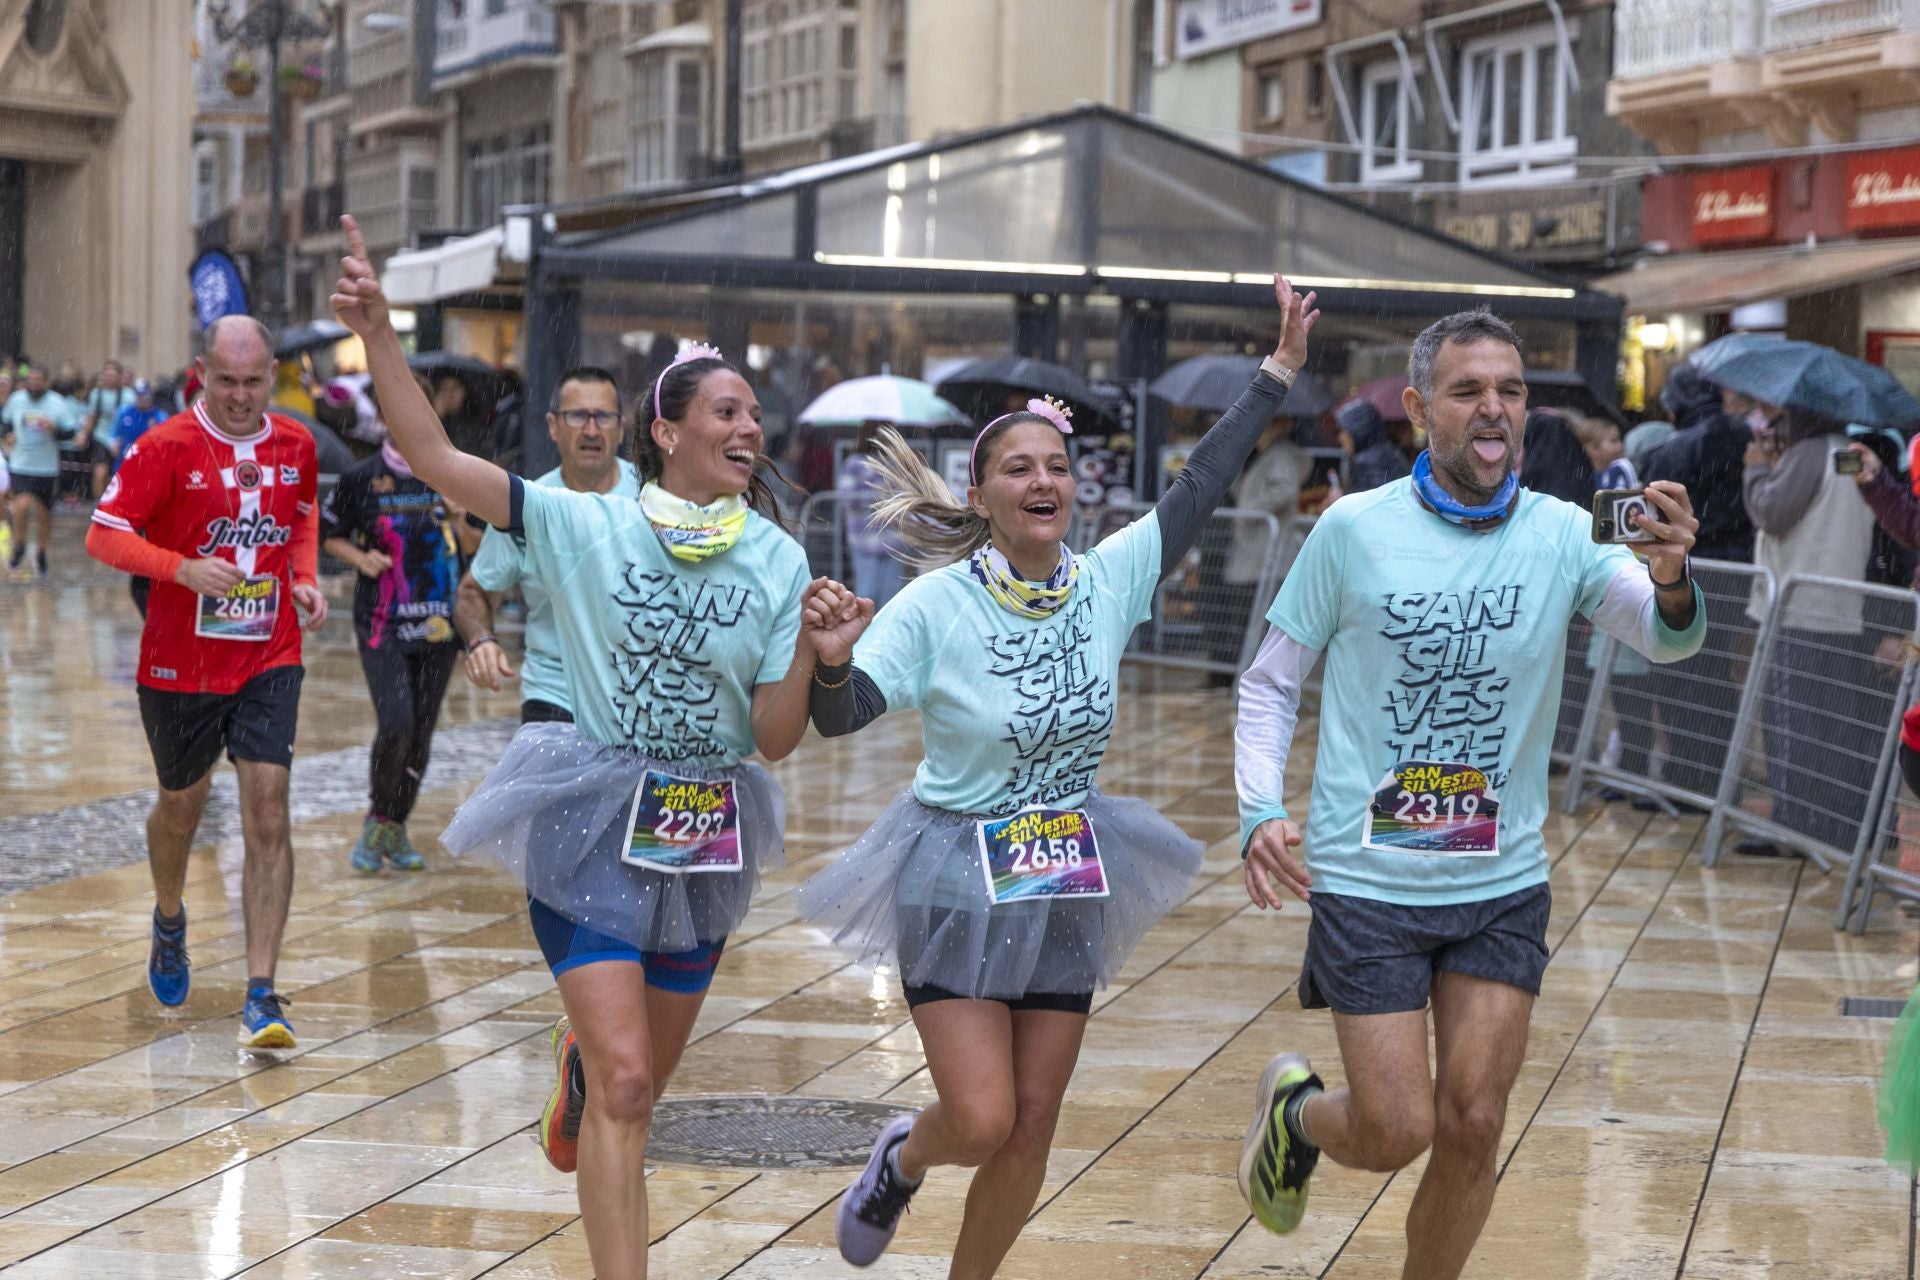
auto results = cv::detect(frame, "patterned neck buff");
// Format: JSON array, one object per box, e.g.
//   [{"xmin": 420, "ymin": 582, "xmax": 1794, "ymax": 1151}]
[
  {"xmin": 639, "ymin": 481, "xmax": 749, "ymax": 562},
  {"xmin": 968, "ymin": 542, "xmax": 1078, "ymax": 620},
  {"xmin": 1411, "ymin": 450, "xmax": 1520, "ymax": 532}
]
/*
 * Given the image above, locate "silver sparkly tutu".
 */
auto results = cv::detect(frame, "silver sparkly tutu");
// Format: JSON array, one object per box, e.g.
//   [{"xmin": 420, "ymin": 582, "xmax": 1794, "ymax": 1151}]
[
  {"xmin": 794, "ymin": 788, "xmax": 1203, "ymax": 999},
  {"xmin": 441, "ymin": 722, "xmax": 786, "ymax": 953}
]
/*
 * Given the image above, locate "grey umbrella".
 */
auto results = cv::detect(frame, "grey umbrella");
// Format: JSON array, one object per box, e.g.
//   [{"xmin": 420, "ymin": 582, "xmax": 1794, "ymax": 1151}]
[
  {"xmin": 1692, "ymin": 333, "xmax": 1920, "ymax": 428},
  {"xmin": 275, "ymin": 319, "xmax": 350, "ymax": 358},
  {"xmin": 936, "ymin": 356, "xmax": 1120, "ymax": 431},
  {"xmin": 1150, "ymin": 355, "xmax": 1333, "ymax": 417}
]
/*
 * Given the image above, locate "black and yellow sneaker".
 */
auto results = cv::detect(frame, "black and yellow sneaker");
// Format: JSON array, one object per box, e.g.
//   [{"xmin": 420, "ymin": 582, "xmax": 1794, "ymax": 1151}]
[{"xmin": 1237, "ymin": 1051, "xmax": 1322, "ymax": 1235}]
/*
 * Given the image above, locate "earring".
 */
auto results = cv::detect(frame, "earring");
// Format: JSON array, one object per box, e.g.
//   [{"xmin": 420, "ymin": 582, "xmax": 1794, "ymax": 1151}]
[{"xmin": 668, "ymin": 446, "xmax": 675, "ymax": 457}]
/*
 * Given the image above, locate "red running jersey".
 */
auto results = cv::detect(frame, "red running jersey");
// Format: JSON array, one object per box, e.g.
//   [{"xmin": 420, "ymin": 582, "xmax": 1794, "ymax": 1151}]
[{"xmin": 93, "ymin": 403, "xmax": 319, "ymax": 693}]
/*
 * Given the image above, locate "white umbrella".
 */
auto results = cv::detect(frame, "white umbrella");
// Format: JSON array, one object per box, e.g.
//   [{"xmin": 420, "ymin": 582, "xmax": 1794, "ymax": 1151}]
[{"xmin": 798, "ymin": 376, "xmax": 972, "ymax": 428}]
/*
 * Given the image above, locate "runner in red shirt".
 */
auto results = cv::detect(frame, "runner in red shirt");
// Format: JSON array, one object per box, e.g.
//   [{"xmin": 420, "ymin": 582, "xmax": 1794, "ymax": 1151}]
[{"xmin": 85, "ymin": 315, "xmax": 329, "ymax": 1051}]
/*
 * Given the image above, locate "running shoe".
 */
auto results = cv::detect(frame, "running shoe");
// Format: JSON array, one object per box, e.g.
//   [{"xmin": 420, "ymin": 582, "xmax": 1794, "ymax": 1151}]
[
  {"xmin": 384, "ymin": 824, "xmax": 426, "ymax": 873},
  {"xmin": 147, "ymin": 907, "xmax": 190, "ymax": 1007},
  {"xmin": 349, "ymin": 817, "xmax": 384, "ymax": 874},
  {"xmin": 1238, "ymin": 1051, "xmax": 1322, "ymax": 1236},
  {"xmin": 538, "ymin": 1015, "xmax": 586, "ymax": 1173},
  {"xmin": 836, "ymin": 1112, "xmax": 919, "ymax": 1267},
  {"xmin": 238, "ymin": 985, "xmax": 296, "ymax": 1051},
  {"xmin": 0, "ymin": 523, "xmax": 11, "ymax": 566}
]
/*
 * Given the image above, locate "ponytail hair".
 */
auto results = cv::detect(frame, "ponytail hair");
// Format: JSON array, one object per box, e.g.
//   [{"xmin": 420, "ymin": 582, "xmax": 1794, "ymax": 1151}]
[
  {"xmin": 635, "ymin": 354, "xmax": 796, "ymax": 531},
  {"xmin": 864, "ymin": 412, "xmax": 1053, "ymax": 570}
]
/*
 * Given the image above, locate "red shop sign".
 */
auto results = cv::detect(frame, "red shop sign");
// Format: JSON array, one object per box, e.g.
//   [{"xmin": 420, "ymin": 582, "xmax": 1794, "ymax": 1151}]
[
  {"xmin": 1691, "ymin": 166, "xmax": 1774, "ymax": 244},
  {"xmin": 1846, "ymin": 146, "xmax": 1920, "ymax": 232}
]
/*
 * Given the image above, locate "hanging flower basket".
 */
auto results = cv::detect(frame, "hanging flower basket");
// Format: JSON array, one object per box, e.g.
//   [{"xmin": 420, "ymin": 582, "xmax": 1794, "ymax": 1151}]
[
  {"xmin": 279, "ymin": 63, "xmax": 325, "ymax": 100},
  {"xmin": 224, "ymin": 56, "xmax": 258, "ymax": 98}
]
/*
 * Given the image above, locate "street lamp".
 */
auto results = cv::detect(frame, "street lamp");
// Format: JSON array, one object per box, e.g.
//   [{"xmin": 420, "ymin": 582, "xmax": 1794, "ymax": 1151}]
[{"xmin": 207, "ymin": 0, "xmax": 336, "ymax": 337}]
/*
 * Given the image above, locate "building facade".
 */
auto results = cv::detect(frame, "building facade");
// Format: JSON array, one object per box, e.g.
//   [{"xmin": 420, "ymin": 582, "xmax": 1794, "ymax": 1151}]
[
  {"xmin": 1603, "ymin": 0, "xmax": 1920, "ymax": 399},
  {"xmin": 2, "ymin": 0, "xmax": 195, "ymax": 372}
]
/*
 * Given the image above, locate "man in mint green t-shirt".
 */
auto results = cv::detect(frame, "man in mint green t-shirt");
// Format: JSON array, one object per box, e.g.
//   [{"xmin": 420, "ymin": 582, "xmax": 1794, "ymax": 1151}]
[
  {"xmin": 1232, "ymin": 312, "xmax": 1706, "ymax": 1276},
  {"xmin": 455, "ymin": 365, "xmax": 637, "ymax": 723}
]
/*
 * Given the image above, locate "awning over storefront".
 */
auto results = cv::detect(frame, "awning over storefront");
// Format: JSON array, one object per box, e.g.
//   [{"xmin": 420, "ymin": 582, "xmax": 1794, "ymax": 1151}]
[
  {"xmin": 384, "ymin": 226, "xmax": 508, "ymax": 306},
  {"xmin": 1596, "ymin": 237, "xmax": 1920, "ymax": 315}
]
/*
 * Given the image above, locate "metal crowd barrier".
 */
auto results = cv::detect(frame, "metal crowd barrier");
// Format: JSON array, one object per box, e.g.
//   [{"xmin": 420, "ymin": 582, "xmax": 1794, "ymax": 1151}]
[
  {"xmin": 1699, "ymin": 573, "xmax": 1917, "ymax": 874},
  {"xmin": 1562, "ymin": 560, "xmax": 1775, "ymax": 817},
  {"xmin": 1838, "ymin": 660, "xmax": 1920, "ymax": 932},
  {"xmin": 1076, "ymin": 498, "xmax": 1296, "ymax": 677}
]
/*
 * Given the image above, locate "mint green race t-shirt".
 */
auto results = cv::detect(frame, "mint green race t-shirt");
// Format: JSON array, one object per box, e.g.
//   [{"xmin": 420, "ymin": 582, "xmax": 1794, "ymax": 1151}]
[
  {"xmin": 512, "ymin": 479, "xmax": 811, "ymax": 763},
  {"xmin": 2, "ymin": 390, "xmax": 82, "ymax": 477},
  {"xmin": 471, "ymin": 460, "xmax": 640, "ymax": 716},
  {"xmin": 852, "ymin": 512, "xmax": 1163, "ymax": 817},
  {"xmin": 1263, "ymin": 480, "xmax": 1705, "ymax": 907}
]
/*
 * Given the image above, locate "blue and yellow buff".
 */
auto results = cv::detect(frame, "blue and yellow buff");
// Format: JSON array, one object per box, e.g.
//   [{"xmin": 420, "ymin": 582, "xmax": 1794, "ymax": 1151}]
[
  {"xmin": 639, "ymin": 482, "xmax": 749, "ymax": 562},
  {"xmin": 968, "ymin": 543, "xmax": 1079, "ymax": 619},
  {"xmin": 1410, "ymin": 450, "xmax": 1520, "ymax": 532}
]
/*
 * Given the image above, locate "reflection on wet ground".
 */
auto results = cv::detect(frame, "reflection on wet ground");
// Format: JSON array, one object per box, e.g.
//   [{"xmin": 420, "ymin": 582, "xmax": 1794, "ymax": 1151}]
[{"xmin": 0, "ymin": 513, "xmax": 1913, "ymax": 1278}]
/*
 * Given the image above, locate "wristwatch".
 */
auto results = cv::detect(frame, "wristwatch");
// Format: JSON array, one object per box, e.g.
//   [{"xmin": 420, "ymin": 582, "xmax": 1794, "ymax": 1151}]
[
  {"xmin": 1652, "ymin": 556, "xmax": 1692, "ymax": 590},
  {"xmin": 1259, "ymin": 355, "xmax": 1299, "ymax": 389}
]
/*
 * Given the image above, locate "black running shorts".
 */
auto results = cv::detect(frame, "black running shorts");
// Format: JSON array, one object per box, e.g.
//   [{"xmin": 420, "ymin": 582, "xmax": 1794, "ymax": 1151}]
[
  {"xmin": 137, "ymin": 665, "xmax": 305, "ymax": 792},
  {"xmin": 902, "ymin": 983, "xmax": 1095, "ymax": 1016},
  {"xmin": 9, "ymin": 472, "xmax": 57, "ymax": 510},
  {"xmin": 1298, "ymin": 883, "xmax": 1551, "ymax": 1016}
]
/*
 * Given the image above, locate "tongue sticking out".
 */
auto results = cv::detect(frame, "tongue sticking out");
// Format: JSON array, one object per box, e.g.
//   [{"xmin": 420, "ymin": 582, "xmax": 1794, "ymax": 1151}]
[{"xmin": 1472, "ymin": 437, "xmax": 1507, "ymax": 464}]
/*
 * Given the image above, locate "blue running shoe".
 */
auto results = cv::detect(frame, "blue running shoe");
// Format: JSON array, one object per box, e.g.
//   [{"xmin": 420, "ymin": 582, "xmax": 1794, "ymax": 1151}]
[
  {"xmin": 238, "ymin": 985, "xmax": 296, "ymax": 1051},
  {"xmin": 147, "ymin": 908, "xmax": 190, "ymax": 1007},
  {"xmin": 349, "ymin": 818, "xmax": 384, "ymax": 874},
  {"xmin": 384, "ymin": 824, "xmax": 426, "ymax": 873}
]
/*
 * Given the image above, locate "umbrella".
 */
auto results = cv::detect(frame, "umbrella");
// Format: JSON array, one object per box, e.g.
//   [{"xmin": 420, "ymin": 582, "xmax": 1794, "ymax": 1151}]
[
  {"xmin": 408, "ymin": 351, "xmax": 497, "ymax": 378},
  {"xmin": 1351, "ymin": 375, "xmax": 1412, "ymax": 422},
  {"xmin": 1691, "ymin": 333, "xmax": 1920, "ymax": 428},
  {"xmin": 1525, "ymin": 368, "xmax": 1628, "ymax": 429},
  {"xmin": 274, "ymin": 407, "xmax": 355, "ymax": 474},
  {"xmin": 798, "ymin": 376, "xmax": 971, "ymax": 428},
  {"xmin": 936, "ymin": 356, "xmax": 1120, "ymax": 431},
  {"xmin": 275, "ymin": 319, "xmax": 349, "ymax": 358},
  {"xmin": 1151, "ymin": 355, "xmax": 1336, "ymax": 418}
]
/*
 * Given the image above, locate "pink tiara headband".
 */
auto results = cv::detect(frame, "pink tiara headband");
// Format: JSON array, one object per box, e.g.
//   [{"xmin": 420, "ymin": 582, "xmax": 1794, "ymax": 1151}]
[
  {"xmin": 652, "ymin": 342, "xmax": 726, "ymax": 421},
  {"xmin": 971, "ymin": 396, "xmax": 1074, "ymax": 484}
]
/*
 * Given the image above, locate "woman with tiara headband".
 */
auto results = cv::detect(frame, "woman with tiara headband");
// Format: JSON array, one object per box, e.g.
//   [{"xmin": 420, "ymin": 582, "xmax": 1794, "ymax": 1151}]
[
  {"xmin": 797, "ymin": 275, "xmax": 1318, "ymax": 1275},
  {"xmin": 330, "ymin": 215, "xmax": 840, "ymax": 1280}
]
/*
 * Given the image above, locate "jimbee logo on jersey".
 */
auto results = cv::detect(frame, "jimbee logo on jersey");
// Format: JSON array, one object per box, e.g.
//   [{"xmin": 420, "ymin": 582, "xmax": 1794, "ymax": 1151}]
[
  {"xmin": 196, "ymin": 512, "xmax": 292, "ymax": 555},
  {"xmin": 234, "ymin": 461, "xmax": 263, "ymax": 491}
]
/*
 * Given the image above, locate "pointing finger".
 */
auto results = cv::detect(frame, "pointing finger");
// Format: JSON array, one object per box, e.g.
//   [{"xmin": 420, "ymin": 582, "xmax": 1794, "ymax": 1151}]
[{"xmin": 341, "ymin": 214, "xmax": 369, "ymax": 263}]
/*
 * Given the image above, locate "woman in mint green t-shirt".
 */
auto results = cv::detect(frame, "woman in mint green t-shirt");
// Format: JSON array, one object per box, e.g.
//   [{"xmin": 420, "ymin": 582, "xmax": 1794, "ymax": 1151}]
[
  {"xmin": 797, "ymin": 277, "xmax": 1319, "ymax": 1275},
  {"xmin": 333, "ymin": 213, "xmax": 838, "ymax": 1280}
]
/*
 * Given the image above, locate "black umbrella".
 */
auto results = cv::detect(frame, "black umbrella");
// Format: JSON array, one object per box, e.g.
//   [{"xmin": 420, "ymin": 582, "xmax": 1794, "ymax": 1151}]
[
  {"xmin": 275, "ymin": 319, "xmax": 350, "ymax": 358},
  {"xmin": 274, "ymin": 407, "xmax": 356, "ymax": 474},
  {"xmin": 1150, "ymin": 355, "xmax": 1335, "ymax": 418},
  {"xmin": 936, "ymin": 356, "xmax": 1120, "ymax": 431},
  {"xmin": 408, "ymin": 351, "xmax": 498, "ymax": 378},
  {"xmin": 1525, "ymin": 369, "xmax": 1628, "ymax": 430}
]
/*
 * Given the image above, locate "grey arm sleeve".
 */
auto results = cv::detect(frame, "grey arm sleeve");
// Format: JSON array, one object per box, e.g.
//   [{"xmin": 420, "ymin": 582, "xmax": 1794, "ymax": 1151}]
[
  {"xmin": 1155, "ymin": 373, "xmax": 1290, "ymax": 578},
  {"xmin": 1742, "ymin": 440, "xmax": 1829, "ymax": 536},
  {"xmin": 809, "ymin": 662, "xmax": 888, "ymax": 737}
]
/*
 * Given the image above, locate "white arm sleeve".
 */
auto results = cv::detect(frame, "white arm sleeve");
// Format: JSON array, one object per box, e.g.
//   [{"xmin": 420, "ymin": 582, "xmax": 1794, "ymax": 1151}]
[
  {"xmin": 1234, "ymin": 625, "xmax": 1322, "ymax": 850},
  {"xmin": 1588, "ymin": 563, "xmax": 1706, "ymax": 664}
]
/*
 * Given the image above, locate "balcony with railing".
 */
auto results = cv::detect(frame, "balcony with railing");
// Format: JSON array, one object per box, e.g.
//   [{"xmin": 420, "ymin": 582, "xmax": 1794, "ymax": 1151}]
[
  {"xmin": 434, "ymin": 0, "xmax": 559, "ymax": 83},
  {"xmin": 1614, "ymin": 0, "xmax": 1763, "ymax": 79},
  {"xmin": 1766, "ymin": 0, "xmax": 1920, "ymax": 51}
]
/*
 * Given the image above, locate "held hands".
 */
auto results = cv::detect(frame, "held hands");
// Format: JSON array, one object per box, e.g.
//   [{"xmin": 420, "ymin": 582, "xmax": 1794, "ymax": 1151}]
[
  {"xmin": 1244, "ymin": 818, "xmax": 1310, "ymax": 911},
  {"xmin": 465, "ymin": 640, "xmax": 516, "ymax": 692},
  {"xmin": 1271, "ymin": 275, "xmax": 1321, "ymax": 373},
  {"xmin": 801, "ymin": 577, "xmax": 873, "ymax": 667},
  {"xmin": 1635, "ymin": 481, "xmax": 1698, "ymax": 585},
  {"xmin": 330, "ymin": 215, "xmax": 390, "ymax": 338}
]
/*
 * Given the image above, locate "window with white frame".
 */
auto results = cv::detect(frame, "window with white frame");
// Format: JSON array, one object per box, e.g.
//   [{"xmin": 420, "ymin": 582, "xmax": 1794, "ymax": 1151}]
[
  {"xmin": 1359, "ymin": 60, "xmax": 1420, "ymax": 183},
  {"xmin": 628, "ymin": 52, "xmax": 708, "ymax": 189},
  {"xmin": 1257, "ymin": 69, "xmax": 1284, "ymax": 123},
  {"xmin": 741, "ymin": 0, "xmax": 859, "ymax": 146},
  {"xmin": 463, "ymin": 124, "xmax": 549, "ymax": 226},
  {"xmin": 1458, "ymin": 22, "xmax": 1575, "ymax": 186}
]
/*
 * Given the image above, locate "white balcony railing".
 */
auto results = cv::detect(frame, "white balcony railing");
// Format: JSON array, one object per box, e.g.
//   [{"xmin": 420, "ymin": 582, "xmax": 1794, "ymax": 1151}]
[
  {"xmin": 434, "ymin": 0, "xmax": 558, "ymax": 78},
  {"xmin": 1764, "ymin": 0, "xmax": 1920, "ymax": 51},
  {"xmin": 1614, "ymin": 0, "xmax": 1765, "ymax": 78}
]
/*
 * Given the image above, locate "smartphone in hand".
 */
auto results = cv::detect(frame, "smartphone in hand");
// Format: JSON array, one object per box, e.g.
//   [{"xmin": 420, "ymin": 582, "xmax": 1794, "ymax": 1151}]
[{"xmin": 1591, "ymin": 488, "xmax": 1657, "ymax": 544}]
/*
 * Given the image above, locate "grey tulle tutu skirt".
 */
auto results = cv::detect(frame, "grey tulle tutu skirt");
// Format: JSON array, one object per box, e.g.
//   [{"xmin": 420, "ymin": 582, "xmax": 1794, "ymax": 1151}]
[
  {"xmin": 441, "ymin": 722, "xmax": 786, "ymax": 953},
  {"xmin": 794, "ymin": 788, "xmax": 1203, "ymax": 999}
]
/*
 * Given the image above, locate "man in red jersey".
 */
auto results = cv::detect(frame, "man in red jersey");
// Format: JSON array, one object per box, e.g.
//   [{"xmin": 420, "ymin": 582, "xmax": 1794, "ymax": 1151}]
[{"xmin": 86, "ymin": 315, "xmax": 329, "ymax": 1051}]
